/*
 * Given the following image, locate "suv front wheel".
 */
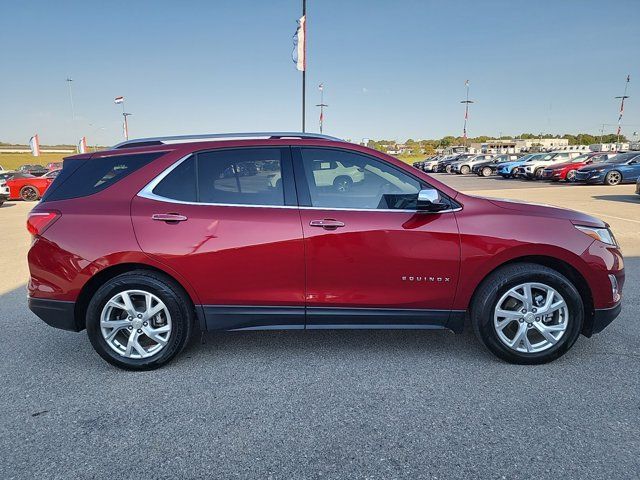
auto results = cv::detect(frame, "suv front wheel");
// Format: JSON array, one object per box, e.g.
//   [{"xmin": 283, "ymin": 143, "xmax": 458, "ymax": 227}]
[
  {"xmin": 86, "ymin": 270, "xmax": 194, "ymax": 370},
  {"xmin": 471, "ymin": 263, "xmax": 583, "ymax": 364}
]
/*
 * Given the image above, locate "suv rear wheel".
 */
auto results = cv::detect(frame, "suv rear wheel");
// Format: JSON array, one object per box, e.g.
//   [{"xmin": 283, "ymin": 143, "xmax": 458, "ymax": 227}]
[
  {"xmin": 86, "ymin": 270, "xmax": 194, "ymax": 370},
  {"xmin": 471, "ymin": 263, "xmax": 583, "ymax": 364},
  {"xmin": 481, "ymin": 166, "xmax": 492, "ymax": 177},
  {"xmin": 460, "ymin": 165, "xmax": 471, "ymax": 174}
]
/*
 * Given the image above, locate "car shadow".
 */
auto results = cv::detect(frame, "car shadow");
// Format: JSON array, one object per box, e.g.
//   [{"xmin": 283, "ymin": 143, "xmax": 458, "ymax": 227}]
[
  {"xmin": 592, "ymin": 194, "xmax": 640, "ymax": 204},
  {"xmin": 0, "ymin": 202, "xmax": 17, "ymax": 208}
]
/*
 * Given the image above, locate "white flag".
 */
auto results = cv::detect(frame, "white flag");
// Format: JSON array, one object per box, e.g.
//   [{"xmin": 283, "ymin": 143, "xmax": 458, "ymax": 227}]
[
  {"xmin": 114, "ymin": 96, "xmax": 124, "ymax": 104},
  {"xmin": 78, "ymin": 136, "xmax": 88, "ymax": 154},
  {"xmin": 292, "ymin": 15, "xmax": 306, "ymax": 72},
  {"xmin": 29, "ymin": 134, "xmax": 41, "ymax": 157}
]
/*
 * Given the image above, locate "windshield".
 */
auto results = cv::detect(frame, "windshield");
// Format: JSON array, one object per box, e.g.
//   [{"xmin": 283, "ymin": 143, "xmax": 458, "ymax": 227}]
[
  {"xmin": 524, "ymin": 154, "xmax": 547, "ymax": 163},
  {"xmin": 604, "ymin": 152, "xmax": 640, "ymax": 163}
]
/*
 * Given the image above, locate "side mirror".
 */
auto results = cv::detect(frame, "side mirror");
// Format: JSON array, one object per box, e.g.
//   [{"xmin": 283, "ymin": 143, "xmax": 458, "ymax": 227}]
[{"xmin": 417, "ymin": 188, "xmax": 447, "ymax": 212}]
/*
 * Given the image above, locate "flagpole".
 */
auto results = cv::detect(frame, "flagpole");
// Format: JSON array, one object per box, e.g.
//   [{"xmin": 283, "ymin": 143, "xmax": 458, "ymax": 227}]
[
  {"xmin": 302, "ymin": 0, "xmax": 306, "ymax": 132},
  {"xmin": 460, "ymin": 80, "xmax": 474, "ymax": 149},
  {"xmin": 615, "ymin": 75, "xmax": 631, "ymax": 143}
]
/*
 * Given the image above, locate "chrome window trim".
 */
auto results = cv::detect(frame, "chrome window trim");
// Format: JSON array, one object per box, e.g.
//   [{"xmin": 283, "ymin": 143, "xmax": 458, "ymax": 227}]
[{"xmin": 137, "ymin": 152, "xmax": 461, "ymax": 214}]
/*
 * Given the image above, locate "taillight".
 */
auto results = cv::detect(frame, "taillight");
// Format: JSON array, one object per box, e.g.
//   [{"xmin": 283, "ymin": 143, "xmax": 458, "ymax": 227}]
[{"xmin": 27, "ymin": 210, "xmax": 60, "ymax": 237}]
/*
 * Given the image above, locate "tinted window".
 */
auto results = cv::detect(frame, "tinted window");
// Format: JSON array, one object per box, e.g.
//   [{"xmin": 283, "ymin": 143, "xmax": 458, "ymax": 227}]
[
  {"xmin": 43, "ymin": 152, "xmax": 164, "ymax": 202},
  {"xmin": 152, "ymin": 156, "xmax": 197, "ymax": 202},
  {"xmin": 197, "ymin": 148, "xmax": 284, "ymax": 206},
  {"xmin": 300, "ymin": 148, "xmax": 421, "ymax": 210}
]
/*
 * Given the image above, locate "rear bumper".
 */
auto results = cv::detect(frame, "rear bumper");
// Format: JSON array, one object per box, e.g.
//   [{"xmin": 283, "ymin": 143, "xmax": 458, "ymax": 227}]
[
  {"xmin": 28, "ymin": 297, "xmax": 80, "ymax": 332},
  {"xmin": 584, "ymin": 302, "xmax": 622, "ymax": 337}
]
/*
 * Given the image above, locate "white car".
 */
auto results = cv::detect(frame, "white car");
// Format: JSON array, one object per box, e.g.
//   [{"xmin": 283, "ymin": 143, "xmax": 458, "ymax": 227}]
[
  {"xmin": 269, "ymin": 159, "xmax": 365, "ymax": 192},
  {"xmin": 516, "ymin": 151, "xmax": 583, "ymax": 179}
]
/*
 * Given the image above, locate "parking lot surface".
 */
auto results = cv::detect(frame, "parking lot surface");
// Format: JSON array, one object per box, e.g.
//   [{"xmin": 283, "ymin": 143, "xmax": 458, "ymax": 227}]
[{"xmin": 1, "ymin": 179, "xmax": 638, "ymax": 479}]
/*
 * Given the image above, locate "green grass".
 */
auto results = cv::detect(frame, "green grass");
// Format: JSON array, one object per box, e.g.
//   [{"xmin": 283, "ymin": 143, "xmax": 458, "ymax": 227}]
[{"xmin": 0, "ymin": 153, "xmax": 66, "ymax": 171}]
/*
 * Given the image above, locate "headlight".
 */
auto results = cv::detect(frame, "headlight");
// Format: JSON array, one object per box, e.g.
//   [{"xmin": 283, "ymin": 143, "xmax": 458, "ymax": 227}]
[{"xmin": 575, "ymin": 225, "xmax": 618, "ymax": 246}]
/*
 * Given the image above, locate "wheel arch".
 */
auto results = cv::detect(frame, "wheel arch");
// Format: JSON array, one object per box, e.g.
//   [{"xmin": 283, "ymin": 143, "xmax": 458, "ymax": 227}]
[
  {"xmin": 73, "ymin": 262, "xmax": 203, "ymax": 332},
  {"xmin": 467, "ymin": 255, "xmax": 595, "ymax": 336}
]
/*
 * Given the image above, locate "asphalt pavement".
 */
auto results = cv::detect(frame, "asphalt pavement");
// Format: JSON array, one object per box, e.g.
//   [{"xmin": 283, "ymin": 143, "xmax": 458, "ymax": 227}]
[{"xmin": 0, "ymin": 177, "xmax": 638, "ymax": 480}]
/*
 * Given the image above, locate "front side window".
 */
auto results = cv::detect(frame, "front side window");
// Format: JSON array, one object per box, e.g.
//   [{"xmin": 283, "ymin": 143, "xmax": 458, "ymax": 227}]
[{"xmin": 300, "ymin": 148, "xmax": 421, "ymax": 210}]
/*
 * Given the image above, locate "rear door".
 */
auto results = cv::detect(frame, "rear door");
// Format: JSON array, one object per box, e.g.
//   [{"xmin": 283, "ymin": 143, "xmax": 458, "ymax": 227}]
[
  {"xmin": 293, "ymin": 147, "xmax": 461, "ymax": 329},
  {"xmin": 131, "ymin": 146, "xmax": 306, "ymax": 330}
]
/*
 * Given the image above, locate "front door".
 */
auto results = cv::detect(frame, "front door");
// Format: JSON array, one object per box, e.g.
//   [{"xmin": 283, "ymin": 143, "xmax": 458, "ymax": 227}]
[
  {"xmin": 131, "ymin": 146, "xmax": 306, "ymax": 330},
  {"xmin": 293, "ymin": 147, "xmax": 461, "ymax": 330}
]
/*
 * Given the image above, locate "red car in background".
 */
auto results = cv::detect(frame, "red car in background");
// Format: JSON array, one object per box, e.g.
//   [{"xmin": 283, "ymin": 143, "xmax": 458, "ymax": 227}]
[
  {"xmin": 7, "ymin": 169, "xmax": 60, "ymax": 201},
  {"xmin": 542, "ymin": 152, "xmax": 616, "ymax": 182}
]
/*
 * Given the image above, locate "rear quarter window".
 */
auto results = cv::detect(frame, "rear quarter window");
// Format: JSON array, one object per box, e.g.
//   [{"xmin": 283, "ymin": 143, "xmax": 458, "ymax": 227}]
[{"xmin": 42, "ymin": 152, "xmax": 165, "ymax": 202}]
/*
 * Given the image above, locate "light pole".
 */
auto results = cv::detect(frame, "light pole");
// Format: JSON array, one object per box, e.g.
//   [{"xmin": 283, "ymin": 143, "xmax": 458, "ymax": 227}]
[
  {"xmin": 66, "ymin": 77, "xmax": 76, "ymax": 149},
  {"xmin": 316, "ymin": 83, "xmax": 328, "ymax": 133},
  {"xmin": 460, "ymin": 80, "xmax": 474, "ymax": 148},
  {"xmin": 615, "ymin": 75, "xmax": 631, "ymax": 143}
]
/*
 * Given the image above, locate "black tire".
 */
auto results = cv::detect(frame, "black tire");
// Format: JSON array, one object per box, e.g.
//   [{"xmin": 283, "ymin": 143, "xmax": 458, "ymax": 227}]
[
  {"xmin": 565, "ymin": 170, "xmax": 577, "ymax": 183},
  {"xmin": 604, "ymin": 170, "xmax": 622, "ymax": 186},
  {"xmin": 445, "ymin": 165, "xmax": 453, "ymax": 173},
  {"xmin": 534, "ymin": 168, "xmax": 544, "ymax": 180},
  {"xmin": 471, "ymin": 263, "xmax": 584, "ymax": 364},
  {"xmin": 86, "ymin": 270, "xmax": 194, "ymax": 370},
  {"xmin": 333, "ymin": 176, "xmax": 353, "ymax": 192},
  {"xmin": 20, "ymin": 185, "xmax": 39, "ymax": 201},
  {"xmin": 460, "ymin": 165, "xmax": 470, "ymax": 175},
  {"xmin": 481, "ymin": 166, "xmax": 492, "ymax": 177}
]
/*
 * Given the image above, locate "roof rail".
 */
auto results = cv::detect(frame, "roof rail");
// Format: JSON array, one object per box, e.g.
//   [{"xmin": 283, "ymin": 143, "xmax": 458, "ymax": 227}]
[{"xmin": 113, "ymin": 132, "xmax": 343, "ymax": 149}]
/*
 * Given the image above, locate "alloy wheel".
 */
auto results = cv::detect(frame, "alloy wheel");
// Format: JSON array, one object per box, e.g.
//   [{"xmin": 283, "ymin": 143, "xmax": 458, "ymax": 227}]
[
  {"xmin": 20, "ymin": 186, "xmax": 38, "ymax": 201},
  {"xmin": 566, "ymin": 170, "xmax": 577, "ymax": 182},
  {"xmin": 100, "ymin": 290, "xmax": 172, "ymax": 359},
  {"xmin": 606, "ymin": 171, "xmax": 622, "ymax": 185},
  {"xmin": 493, "ymin": 282, "xmax": 568, "ymax": 353},
  {"xmin": 482, "ymin": 167, "xmax": 492, "ymax": 177}
]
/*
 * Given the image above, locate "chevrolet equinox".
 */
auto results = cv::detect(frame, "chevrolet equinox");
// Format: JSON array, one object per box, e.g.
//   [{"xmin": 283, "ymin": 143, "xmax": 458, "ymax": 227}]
[{"xmin": 27, "ymin": 133, "xmax": 624, "ymax": 369}]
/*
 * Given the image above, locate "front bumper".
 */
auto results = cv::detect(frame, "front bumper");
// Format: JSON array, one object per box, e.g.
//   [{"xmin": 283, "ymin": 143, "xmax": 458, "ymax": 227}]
[
  {"xmin": 584, "ymin": 303, "xmax": 622, "ymax": 337},
  {"xmin": 575, "ymin": 171, "xmax": 604, "ymax": 183},
  {"xmin": 28, "ymin": 297, "xmax": 81, "ymax": 332}
]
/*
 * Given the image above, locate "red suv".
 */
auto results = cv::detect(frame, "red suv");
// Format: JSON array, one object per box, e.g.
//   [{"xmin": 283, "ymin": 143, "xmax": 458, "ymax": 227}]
[{"xmin": 27, "ymin": 133, "xmax": 624, "ymax": 369}]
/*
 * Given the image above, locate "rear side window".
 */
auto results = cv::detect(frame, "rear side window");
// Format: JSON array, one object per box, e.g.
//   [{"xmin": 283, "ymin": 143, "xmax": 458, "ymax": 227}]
[
  {"xmin": 153, "ymin": 156, "xmax": 197, "ymax": 202},
  {"xmin": 43, "ymin": 152, "xmax": 164, "ymax": 202},
  {"xmin": 151, "ymin": 148, "xmax": 286, "ymax": 206}
]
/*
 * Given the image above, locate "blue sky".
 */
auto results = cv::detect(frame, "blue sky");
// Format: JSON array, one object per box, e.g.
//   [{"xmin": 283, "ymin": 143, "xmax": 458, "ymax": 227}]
[{"xmin": 1, "ymin": 0, "xmax": 639, "ymax": 145}]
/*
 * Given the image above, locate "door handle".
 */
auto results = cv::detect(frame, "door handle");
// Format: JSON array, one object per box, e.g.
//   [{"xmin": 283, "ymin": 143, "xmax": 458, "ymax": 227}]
[
  {"xmin": 152, "ymin": 213, "xmax": 188, "ymax": 223},
  {"xmin": 309, "ymin": 219, "xmax": 345, "ymax": 230}
]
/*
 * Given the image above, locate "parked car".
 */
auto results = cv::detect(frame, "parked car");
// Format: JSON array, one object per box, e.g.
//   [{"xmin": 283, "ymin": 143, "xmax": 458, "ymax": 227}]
[
  {"xmin": 47, "ymin": 162, "xmax": 63, "ymax": 171},
  {"xmin": 450, "ymin": 154, "xmax": 495, "ymax": 174},
  {"xmin": 541, "ymin": 152, "xmax": 615, "ymax": 182},
  {"xmin": 17, "ymin": 164, "xmax": 48, "ymax": 177},
  {"xmin": 472, "ymin": 153, "xmax": 525, "ymax": 177},
  {"xmin": 26, "ymin": 132, "xmax": 624, "ymax": 370},
  {"xmin": 437, "ymin": 154, "xmax": 474, "ymax": 173},
  {"xmin": 497, "ymin": 153, "xmax": 549, "ymax": 178},
  {"xmin": 421, "ymin": 155, "xmax": 443, "ymax": 172},
  {"xmin": 636, "ymin": 176, "xmax": 640, "ymax": 196},
  {"xmin": 0, "ymin": 177, "xmax": 8, "ymax": 206},
  {"xmin": 514, "ymin": 151, "xmax": 584, "ymax": 180},
  {"xmin": 6, "ymin": 169, "xmax": 60, "ymax": 201},
  {"xmin": 574, "ymin": 152, "xmax": 640, "ymax": 185}
]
